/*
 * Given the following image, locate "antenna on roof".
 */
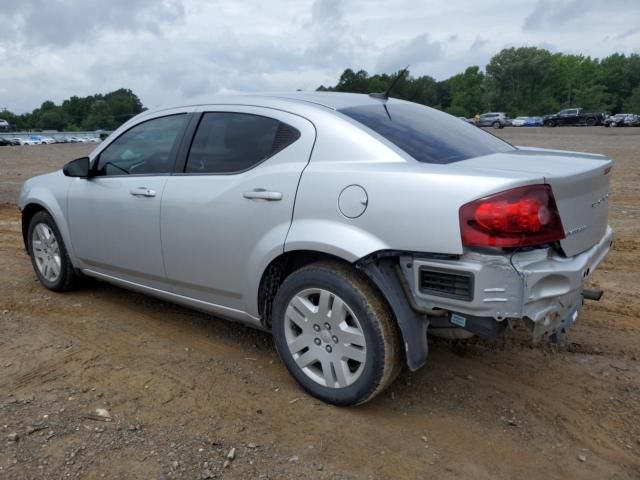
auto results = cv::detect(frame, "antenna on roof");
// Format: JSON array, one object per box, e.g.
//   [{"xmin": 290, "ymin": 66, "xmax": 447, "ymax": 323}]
[{"xmin": 369, "ymin": 65, "xmax": 410, "ymax": 101}]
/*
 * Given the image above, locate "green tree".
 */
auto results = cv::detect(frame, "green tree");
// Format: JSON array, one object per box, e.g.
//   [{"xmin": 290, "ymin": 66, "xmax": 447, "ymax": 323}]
[
  {"xmin": 573, "ymin": 84, "xmax": 613, "ymax": 112},
  {"xmin": 82, "ymin": 100, "xmax": 114, "ymax": 130},
  {"xmin": 485, "ymin": 47, "xmax": 556, "ymax": 115},
  {"xmin": 623, "ymin": 86, "xmax": 640, "ymax": 112},
  {"xmin": 550, "ymin": 54, "xmax": 599, "ymax": 107},
  {"xmin": 3, "ymin": 89, "xmax": 146, "ymax": 131},
  {"xmin": 402, "ymin": 74, "xmax": 438, "ymax": 106},
  {"xmin": 598, "ymin": 53, "xmax": 632, "ymax": 112},
  {"xmin": 447, "ymin": 66, "xmax": 486, "ymax": 117},
  {"xmin": 38, "ymin": 109, "xmax": 69, "ymax": 130}
]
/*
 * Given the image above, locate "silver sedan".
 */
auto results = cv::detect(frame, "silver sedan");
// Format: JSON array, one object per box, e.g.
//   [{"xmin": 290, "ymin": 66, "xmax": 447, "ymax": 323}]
[{"xmin": 19, "ymin": 93, "xmax": 612, "ymax": 405}]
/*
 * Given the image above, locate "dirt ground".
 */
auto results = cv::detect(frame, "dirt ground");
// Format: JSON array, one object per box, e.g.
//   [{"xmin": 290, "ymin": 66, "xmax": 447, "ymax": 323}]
[{"xmin": 0, "ymin": 128, "xmax": 638, "ymax": 479}]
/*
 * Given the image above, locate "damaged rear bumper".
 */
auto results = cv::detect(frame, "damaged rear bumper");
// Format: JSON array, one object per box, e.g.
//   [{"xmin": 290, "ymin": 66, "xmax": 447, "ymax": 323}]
[{"xmin": 400, "ymin": 226, "xmax": 613, "ymax": 340}]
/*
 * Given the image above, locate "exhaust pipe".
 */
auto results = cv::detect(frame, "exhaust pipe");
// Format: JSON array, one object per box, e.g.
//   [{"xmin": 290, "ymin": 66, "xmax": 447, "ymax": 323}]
[{"xmin": 583, "ymin": 289, "xmax": 603, "ymax": 301}]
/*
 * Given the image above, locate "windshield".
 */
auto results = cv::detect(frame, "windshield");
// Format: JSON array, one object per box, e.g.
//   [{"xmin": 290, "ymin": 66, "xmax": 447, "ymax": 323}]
[{"xmin": 339, "ymin": 102, "xmax": 515, "ymax": 164}]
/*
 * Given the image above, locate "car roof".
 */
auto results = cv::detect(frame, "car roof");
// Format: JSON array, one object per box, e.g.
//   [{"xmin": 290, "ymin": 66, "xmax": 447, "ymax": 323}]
[{"xmin": 140, "ymin": 92, "xmax": 396, "ymax": 118}]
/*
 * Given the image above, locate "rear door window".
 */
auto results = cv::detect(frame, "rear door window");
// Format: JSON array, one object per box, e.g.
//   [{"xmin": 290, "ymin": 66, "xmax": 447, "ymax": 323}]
[
  {"xmin": 340, "ymin": 103, "xmax": 514, "ymax": 164},
  {"xmin": 185, "ymin": 112, "xmax": 300, "ymax": 174}
]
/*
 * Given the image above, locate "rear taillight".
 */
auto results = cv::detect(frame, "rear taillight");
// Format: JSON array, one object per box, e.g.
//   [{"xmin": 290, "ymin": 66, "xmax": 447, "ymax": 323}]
[{"xmin": 459, "ymin": 185, "xmax": 565, "ymax": 248}]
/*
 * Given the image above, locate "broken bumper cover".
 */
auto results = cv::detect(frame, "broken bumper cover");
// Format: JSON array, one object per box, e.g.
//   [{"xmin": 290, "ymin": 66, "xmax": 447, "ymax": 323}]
[{"xmin": 400, "ymin": 226, "xmax": 613, "ymax": 338}]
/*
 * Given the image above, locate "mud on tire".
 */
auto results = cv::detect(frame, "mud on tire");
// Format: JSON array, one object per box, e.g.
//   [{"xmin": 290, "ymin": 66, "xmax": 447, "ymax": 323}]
[
  {"xmin": 271, "ymin": 260, "xmax": 402, "ymax": 406},
  {"xmin": 27, "ymin": 210, "xmax": 78, "ymax": 292}
]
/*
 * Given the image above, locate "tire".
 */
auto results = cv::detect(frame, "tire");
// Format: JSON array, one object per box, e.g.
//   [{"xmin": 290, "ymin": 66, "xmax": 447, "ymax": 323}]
[
  {"xmin": 27, "ymin": 210, "xmax": 78, "ymax": 292},
  {"xmin": 271, "ymin": 261, "xmax": 402, "ymax": 406},
  {"xmin": 586, "ymin": 117, "xmax": 596, "ymax": 126},
  {"xmin": 545, "ymin": 119, "xmax": 556, "ymax": 127},
  {"xmin": 492, "ymin": 121, "xmax": 501, "ymax": 129}
]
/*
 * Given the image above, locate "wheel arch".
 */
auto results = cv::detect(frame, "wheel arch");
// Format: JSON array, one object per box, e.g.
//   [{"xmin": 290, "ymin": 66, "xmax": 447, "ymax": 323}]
[
  {"xmin": 20, "ymin": 193, "xmax": 78, "ymax": 267},
  {"xmin": 257, "ymin": 249, "xmax": 354, "ymax": 329},
  {"xmin": 259, "ymin": 249, "xmax": 427, "ymax": 371},
  {"xmin": 21, "ymin": 202, "xmax": 53, "ymax": 251}
]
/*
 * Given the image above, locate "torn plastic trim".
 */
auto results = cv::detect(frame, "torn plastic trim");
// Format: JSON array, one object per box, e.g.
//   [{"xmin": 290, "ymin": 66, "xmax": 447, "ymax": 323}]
[{"xmin": 356, "ymin": 255, "xmax": 429, "ymax": 371}]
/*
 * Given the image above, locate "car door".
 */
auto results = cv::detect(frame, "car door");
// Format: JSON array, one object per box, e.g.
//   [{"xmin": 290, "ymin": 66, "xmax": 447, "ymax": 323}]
[
  {"xmin": 560, "ymin": 109, "xmax": 576, "ymax": 125},
  {"xmin": 555, "ymin": 109, "xmax": 567, "ymax": 125},
  {"xmin": 67, "ymin": 111, "xmax": 191, "ymax": 287},
  {"xmin": 160, "ymin": 107, "xmax": 315, "ymax": 317}
]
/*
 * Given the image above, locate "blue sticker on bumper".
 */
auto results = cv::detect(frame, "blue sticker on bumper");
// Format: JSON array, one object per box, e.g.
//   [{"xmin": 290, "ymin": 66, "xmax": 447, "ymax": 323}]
[{"xmin": 450, "ymin": 313, "xmax": 466, "ymax": 328}]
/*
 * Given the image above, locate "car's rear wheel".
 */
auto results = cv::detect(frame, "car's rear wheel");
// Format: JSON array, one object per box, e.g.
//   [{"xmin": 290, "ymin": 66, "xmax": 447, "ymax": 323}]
[
  {"xmin": 28, "ymin": 211, "xmax": 78, "ymax": 292},
  {"xmin": 271, "ymin": 261, "xmax": 402, "ymax": 406},
  {"xmin": 545, "ymin": 119, "xmax": 556, "ymax": 127},
  {"xmin": 492, "ymin": 121, "xmax": 501, "ymax": 129},
  {"xmin": 586, "ymin": 117, "xmax": 596, "ymax": 126}
]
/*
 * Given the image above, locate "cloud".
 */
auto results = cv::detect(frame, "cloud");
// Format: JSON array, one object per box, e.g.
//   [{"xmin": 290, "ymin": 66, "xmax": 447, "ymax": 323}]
[
  {"xmin": 376, "ymin": 34, "xmax": 443, "ymax": 73},
  {"xmin": 523, "ymin": 0, "xmax": 589, "ymax": 30},
  {"xmin": 1, "ymin": 0, "xmax": 639, "ymax": 113},
  {"xmin": 311, "ymin": 0, "xmax": 344, "ymax": 24},
  {"xmin": 616, "ymin": 27, "xmax": 640, "ymax": 40},
  {"xmin": 0, "ymin": 0, "xmax": 185, "ymax": 47},
  {"xmin": 470, "ymin": 37, "xmax": 489, "ymax": 50}
]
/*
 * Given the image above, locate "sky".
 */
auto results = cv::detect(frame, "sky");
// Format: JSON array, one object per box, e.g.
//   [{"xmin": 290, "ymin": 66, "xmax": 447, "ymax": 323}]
[{"xmin": 1, "ymin": 0, "xmax": 639, "ymax": 113}]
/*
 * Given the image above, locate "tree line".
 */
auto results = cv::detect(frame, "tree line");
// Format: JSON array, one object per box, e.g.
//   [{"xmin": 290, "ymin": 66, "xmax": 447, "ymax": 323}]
[
  {"xmin": 317, "ymin": 47, "xmax": 640, "ymax": 118},
  {"xmin": 3, "ymin": 47, "xmax": 639, "ymax": 131},
  {"xmin": 1, "ymin": 88, "xmax": 145, "ymax": 131}
]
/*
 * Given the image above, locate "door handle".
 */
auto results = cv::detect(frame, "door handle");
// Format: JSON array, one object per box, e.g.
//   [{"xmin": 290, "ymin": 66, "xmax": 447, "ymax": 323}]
[
  {"xmin": 243, "ymin": 189, "xmax": 282, "ymax": 201},
  {"xmin": 129, "ymin": 187, "xmax": 156, "ymax": 197}
]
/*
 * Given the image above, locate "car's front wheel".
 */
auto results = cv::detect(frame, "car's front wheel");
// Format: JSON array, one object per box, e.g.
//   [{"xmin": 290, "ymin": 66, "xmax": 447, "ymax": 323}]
[
  {"xmin": 28, "ymin": 211, "xmax": 78, "ymax": 292},
  {"xmin": 272, "ymin": 261, "xmax": 402, "ymax": 406}
]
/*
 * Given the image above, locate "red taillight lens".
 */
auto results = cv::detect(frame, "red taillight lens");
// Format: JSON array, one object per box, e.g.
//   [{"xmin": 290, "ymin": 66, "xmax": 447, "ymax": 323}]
[{"xmin": 460, "ymin": 185, "xmax": 565, "ymax": 248}]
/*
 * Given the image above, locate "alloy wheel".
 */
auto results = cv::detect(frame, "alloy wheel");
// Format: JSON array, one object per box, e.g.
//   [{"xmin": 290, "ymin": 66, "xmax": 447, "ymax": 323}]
[
  {"xmin": 284, "ymin": 288, "xmax": 367, "ymax": 388},
  {"xmin": 32, "ymin": 223, "xmax": 61, "ymax": 282}
]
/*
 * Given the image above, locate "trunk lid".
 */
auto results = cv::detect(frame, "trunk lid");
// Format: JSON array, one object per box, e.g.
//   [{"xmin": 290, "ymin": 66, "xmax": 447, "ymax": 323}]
[{"xmin": 454, "ymin": 147, "xmax": 612, "ymax": 256}]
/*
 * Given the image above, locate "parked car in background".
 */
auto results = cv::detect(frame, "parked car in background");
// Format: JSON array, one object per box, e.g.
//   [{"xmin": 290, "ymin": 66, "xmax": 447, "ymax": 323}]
[
  {"xmin": 458, "ymin": 117, "xmax": 477, "ymax": 125},
  {"xmin": 543, "ymin": 108, "xmax": 604, "ymax": 127},
  {"xmin": 511, "ymin": 116, "xmax": 528, "ymax": 127},
  {"xmin": 19, "ymin": 93, "xmax": 613, "ymax": 405},
  {"xmin": 604, "ymin": 113, "xmax": 639, "ymax": 127},
  {"xmin": 477, "ymin": 112, "xmax": 511, "ymax": 128},
  {"xmin": 526, "ymin": 116, "xmax": 544, "ymax": 126},
  {"xmin": 27, "ymin": 135, "xmax": 46, "ymax": 145},
  {"xmin": 9, "ymin": 138, "xmax": 22, "ymax": 146},
  {"xmin": 18, "ymin": 137, "xmax": 40, "ymax": 146},
  {"xmin": 0, "ymin": 137, "xmax": 13, "ymax": 146}
]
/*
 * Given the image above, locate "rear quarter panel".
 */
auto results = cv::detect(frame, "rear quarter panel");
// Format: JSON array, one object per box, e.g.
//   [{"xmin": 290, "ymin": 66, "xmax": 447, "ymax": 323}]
[{"xmin": 286, "ymin": 121, "xmax": 544, "ymax": 259}]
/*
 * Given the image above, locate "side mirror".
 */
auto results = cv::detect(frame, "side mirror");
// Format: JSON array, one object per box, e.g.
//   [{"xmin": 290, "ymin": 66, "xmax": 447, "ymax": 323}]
[{"xmin": 63, "ymin": 157, "xmax": 91, "ymax": 178}]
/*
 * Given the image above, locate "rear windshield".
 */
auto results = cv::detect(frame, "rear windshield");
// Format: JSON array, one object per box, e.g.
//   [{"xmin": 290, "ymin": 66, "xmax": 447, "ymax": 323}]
[{"xmin": 339, "ymin": 102, "xmax": 515, "ymax": 164}]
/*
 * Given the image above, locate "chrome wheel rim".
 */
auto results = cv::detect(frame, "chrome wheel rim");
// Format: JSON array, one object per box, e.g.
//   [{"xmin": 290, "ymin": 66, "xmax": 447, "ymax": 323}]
[
  {"xmin": 284, "ymin": 288, "xmax": 367, "ymax": 388},
  {"xmin": 32, "ymin": 223, "xmax": 61, "ymax": 283}
]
